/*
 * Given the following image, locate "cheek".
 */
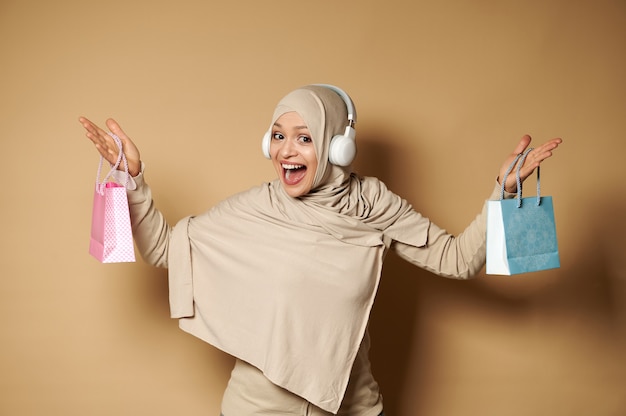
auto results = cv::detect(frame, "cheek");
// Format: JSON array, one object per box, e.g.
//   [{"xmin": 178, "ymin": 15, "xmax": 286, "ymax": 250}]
[
  {"xmin": 305, "ymin": 147, "xmax": 318, "ymax": 170},
  {"xmin": 308, "ymin": 160, "xmax": 318, "ymax": 179},
  {"xmin": 306, "ymin": 148, "xmax": 320, "ymax": 185},
  {"xmin": 269, "ymin": 141, "xmax": 277, "ymax": 159}
]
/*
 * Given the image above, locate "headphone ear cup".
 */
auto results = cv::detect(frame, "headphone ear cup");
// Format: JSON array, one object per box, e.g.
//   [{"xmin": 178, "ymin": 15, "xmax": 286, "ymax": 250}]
[
  {"xmin": 328, "ymin": 134, "xmax": 357, "ymax": 166},
  {"xmin": 261, "ymin": 131, "xmax": 271, "ymax": 159}
]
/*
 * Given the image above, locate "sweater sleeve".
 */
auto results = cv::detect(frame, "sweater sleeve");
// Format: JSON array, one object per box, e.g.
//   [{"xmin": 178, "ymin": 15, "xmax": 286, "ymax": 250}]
[
  {"xmin": 124, "ymin": 166, "xmax": 172, "ymax": 268},
  {"xmin": 391, "ymin": 181, "xmax": 514, "ymax": 279}
]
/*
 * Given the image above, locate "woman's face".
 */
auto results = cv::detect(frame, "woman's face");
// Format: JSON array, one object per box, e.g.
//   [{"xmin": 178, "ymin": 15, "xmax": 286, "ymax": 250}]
[{"xmin": 270, "ymin": 111, "xmax": 319, "ymax": 198}]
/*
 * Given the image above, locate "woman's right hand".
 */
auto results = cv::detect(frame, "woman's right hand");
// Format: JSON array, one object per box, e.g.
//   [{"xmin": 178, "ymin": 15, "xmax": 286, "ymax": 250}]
[{"xmin": 79, "ymin": 117, "xmax": 141, "ymax": 177}]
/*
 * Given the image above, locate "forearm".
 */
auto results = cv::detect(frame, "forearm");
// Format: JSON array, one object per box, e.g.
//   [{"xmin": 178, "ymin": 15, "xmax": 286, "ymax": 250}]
[
  {"xmin": 392, "ymin": 182, "xmax": 513, "ymax": 279},
  {"xmin": 120, "ymin": 166, "xmax": 171, "ymax": 268}
]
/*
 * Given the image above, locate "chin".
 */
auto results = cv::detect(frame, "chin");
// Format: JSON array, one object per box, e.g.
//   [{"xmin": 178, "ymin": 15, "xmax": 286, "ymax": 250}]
[
  {"xmin": 284, "ymin": 188, "xmax": 305, "ymax": 198},
  {"xmin": 281, "ymin": 183, "xmax": 312, "ymax": 198}
]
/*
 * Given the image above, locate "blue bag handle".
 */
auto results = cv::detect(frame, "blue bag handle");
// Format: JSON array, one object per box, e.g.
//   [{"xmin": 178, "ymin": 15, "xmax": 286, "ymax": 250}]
[{"xmin": 499, "ymin": 147, "xmax": 541, "ymax": 208}]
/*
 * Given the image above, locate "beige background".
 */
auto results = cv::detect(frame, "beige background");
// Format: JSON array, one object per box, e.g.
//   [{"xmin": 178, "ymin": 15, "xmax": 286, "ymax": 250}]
[{"xmin": 1, "ymin": 0, "xmax": 625, "ymax": 415}]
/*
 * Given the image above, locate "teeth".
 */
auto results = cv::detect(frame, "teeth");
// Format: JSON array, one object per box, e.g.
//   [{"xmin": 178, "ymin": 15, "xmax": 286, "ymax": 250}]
[{"xmin": 282, "ymin": 163, "xmax": 304, "ymax": 170}]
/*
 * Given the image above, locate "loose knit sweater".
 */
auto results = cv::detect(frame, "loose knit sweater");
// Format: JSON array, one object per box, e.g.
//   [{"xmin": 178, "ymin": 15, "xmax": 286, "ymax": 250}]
[{"xmin": 123, "ymin": 166, "xmax": 508, "ymax": 414}]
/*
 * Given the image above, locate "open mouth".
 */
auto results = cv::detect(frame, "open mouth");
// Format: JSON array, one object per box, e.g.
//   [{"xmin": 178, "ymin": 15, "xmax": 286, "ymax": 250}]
[{"xmin": 282, "ymin": 163, "xmax": 307, "ymax": 185}]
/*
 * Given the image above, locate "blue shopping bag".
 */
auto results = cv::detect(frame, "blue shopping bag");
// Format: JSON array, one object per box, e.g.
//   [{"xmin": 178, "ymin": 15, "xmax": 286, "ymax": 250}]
[{"xmin": 486, "ymin": 148, "xmax": 560, "ymax": 275}]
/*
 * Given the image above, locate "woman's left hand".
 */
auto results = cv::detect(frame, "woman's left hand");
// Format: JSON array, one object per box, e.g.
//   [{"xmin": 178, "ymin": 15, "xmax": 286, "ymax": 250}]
[{"xmin": 498, "ymin": 134, "xmax": 563, "ymax": 193}]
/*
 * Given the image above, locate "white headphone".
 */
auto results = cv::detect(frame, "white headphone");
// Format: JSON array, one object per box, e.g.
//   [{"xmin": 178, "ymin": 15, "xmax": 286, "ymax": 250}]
[{"xmin": 262, "ymin": 84, "xmax": 357, "ymax": 167}]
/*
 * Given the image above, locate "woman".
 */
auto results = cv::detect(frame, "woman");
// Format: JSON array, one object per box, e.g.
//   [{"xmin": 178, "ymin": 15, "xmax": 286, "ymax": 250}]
[{"xmin": 79, "ymin": 85, "xmax": 562, "ymax": 415}]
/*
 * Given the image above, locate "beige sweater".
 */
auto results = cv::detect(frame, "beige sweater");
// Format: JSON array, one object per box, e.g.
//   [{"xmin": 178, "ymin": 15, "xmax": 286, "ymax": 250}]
[{"xmin": 123, "ymin": 167, "xmax": 509, "ymax": 414}]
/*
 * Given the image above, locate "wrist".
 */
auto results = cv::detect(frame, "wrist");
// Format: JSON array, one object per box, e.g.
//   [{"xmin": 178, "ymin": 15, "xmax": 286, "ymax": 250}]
[
  {"xmin": 497, "ymin": 176, "xmax": 517, "ymax": 194},
  {"xmin": 126, "ymin": 161, "xmax": 141, "ymax": 177}
]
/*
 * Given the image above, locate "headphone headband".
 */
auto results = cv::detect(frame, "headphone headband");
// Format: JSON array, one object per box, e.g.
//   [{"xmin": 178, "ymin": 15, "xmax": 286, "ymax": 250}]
[{"xmin": 312, "ymin": 83, "xmax": 357, "ymax": 125}]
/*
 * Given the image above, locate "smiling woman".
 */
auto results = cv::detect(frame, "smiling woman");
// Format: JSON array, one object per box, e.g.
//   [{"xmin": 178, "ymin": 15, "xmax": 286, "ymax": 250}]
[
  {"xmin": 270, "ymin": 112, "xmax": 318, "ymax": 197},
  {"xmin": 78, "ymin": 84, "xmax": 561, "ymax": 416}
]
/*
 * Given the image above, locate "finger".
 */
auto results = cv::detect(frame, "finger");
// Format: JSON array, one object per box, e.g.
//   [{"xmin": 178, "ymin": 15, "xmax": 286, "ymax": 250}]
[
  {"xmin": 537, "ymin": 137, "xmax": 563, "ymax": 155},
  {"xmin": 105, "ymin": 118, "xmax": 130, "ymax": 141},
  {"xmin": 80, "ymin": 117, "xmax": 110, "ymax": 143},
  {"xmin": 511, "ymin": 134, "xmax": 532, "ymax": 156},
  {"xmin": 518, "ymin": 138, "xmax": 562, "ymax": 179},
  {"xmin": 529, "ymin": 138, "xmax": 562, "ymax": 164},
  {"xmin": 79, "ymin": 117, "xmax": 121, "ymax": 163},
  {"xmin": 78, "ymin": 116, "xmax": 101, "ymax": 137}
]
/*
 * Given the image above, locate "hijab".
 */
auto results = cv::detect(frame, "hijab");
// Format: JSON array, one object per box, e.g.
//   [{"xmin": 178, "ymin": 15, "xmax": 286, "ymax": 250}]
[
  {"xmin": 167, "ymin": 85, "xmax": 429, "ymax": 413},
  {"xmin": 270, "ymin": 85, "xmax": 429, "ymax": 247}
]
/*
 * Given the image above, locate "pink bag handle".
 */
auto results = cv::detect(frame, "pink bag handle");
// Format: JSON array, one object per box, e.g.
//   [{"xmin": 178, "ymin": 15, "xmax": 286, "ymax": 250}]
[{"xmin": 95, "ymin": 133, "xmax": 130, "ymax": 194}]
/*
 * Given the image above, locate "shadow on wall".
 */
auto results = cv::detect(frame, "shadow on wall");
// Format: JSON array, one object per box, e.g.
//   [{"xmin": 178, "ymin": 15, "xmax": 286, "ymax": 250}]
[
  {"xmin": 358, "ymin": 133, "xmax": 626, "ymax": 415},
  {"xmin": 354, "ymin": 129, "xmax": 431, "ymax": 413}
]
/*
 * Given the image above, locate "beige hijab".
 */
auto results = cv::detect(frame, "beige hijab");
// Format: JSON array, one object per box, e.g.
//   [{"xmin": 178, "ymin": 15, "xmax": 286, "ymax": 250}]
[{"xmin": 168, "ymin": 85, "xmax": 429, "ymax": 413}]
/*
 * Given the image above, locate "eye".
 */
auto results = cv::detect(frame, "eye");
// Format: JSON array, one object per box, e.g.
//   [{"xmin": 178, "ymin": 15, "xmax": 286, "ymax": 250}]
[
  {"xmin": 272, "ymin": 132, "xmax": 284, "ymax": 141},
  {"xmin": 298, "ymin": 135, "xmax": 312, "ymax": 144}
]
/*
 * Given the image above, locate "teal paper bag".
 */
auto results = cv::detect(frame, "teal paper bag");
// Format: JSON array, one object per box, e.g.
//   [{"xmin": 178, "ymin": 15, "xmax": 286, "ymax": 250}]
[{"xmin": 486, "ymin": 149, "xmax": 560, "ymax": 275}]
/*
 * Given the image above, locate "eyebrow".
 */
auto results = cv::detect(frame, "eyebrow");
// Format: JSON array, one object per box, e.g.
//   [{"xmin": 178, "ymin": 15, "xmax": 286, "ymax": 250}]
[{"xmin": 273, "ymin": 122, "xmax": 309, "ymax": 130}]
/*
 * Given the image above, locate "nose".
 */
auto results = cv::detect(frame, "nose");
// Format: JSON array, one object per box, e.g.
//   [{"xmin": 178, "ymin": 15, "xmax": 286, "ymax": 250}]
[{"xmin": 278, "ymin": 137, "xmax": 297, "ymax": 158}]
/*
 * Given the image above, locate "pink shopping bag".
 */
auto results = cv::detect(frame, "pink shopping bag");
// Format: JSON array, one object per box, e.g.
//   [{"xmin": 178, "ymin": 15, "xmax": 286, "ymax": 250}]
[{"xmin": 89, "ymin": 134, "xmax": 135, "ymax": 263}]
